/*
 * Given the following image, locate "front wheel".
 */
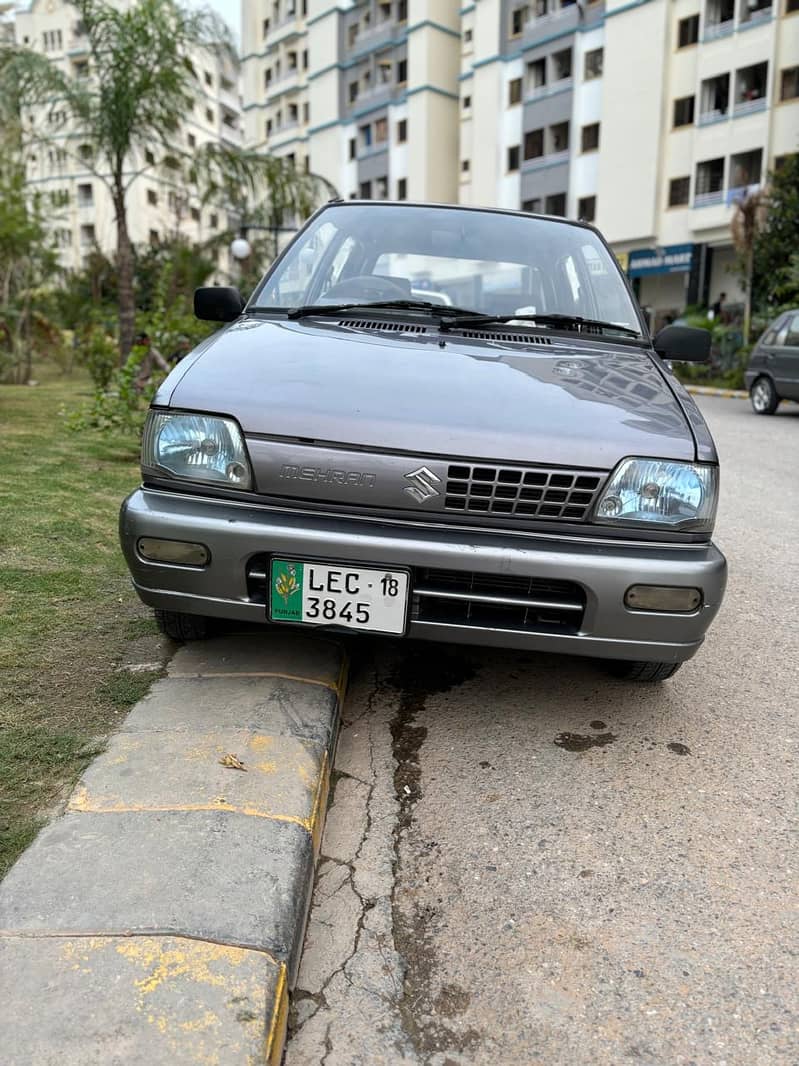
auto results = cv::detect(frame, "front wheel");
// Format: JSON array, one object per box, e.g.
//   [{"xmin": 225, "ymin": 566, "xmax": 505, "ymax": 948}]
[
  {"xmin": 154, "ymin": 609, "xmax": 210, "ymax": 642},
  {"xmin": 750, "ymin": 376, "xmax": 779, "ymax": 415},
  {"xmin": 605, "ymin": 660, "xmax": 682, "ymax": 682}
]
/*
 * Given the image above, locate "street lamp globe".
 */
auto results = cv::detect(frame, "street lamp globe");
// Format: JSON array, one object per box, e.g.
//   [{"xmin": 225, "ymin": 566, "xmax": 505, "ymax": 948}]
[{"xmin": 230, "ymin": 236, "xmax": 252, "ymax": 261}]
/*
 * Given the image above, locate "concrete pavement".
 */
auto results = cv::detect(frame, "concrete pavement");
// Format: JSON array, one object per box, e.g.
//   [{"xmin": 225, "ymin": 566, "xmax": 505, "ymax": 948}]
[
  {"xmin": 0, "ymin": 633, "xmax": 346, "ymax": 1065},
  {"xmin": 287, "ymin": 397, "xmax": 799, "ymax": 1066}
]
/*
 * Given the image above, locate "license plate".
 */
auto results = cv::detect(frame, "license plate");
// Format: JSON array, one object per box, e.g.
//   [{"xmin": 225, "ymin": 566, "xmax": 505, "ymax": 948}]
[{"xmin": 269, "ymin": 560, "xmax": 409, "ymax": 635}]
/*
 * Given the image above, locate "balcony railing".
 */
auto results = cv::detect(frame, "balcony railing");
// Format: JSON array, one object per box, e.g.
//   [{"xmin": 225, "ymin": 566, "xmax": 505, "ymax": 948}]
[
  {"xmin": 524, "ymin": 77, "xmax": 572, "ymax": 102},
  {"xmin": 739, "ymin": 5, "xmax": 772, "ymax": 25},
  {"xmin": 733, "ymin": 96, "xmax": 767, "ymax": 116},
  {"xmin": 693, "ymin": 189, "xmax": 724, "ymax": 207},
  {"xmin": 358, "ymin": 139, "xmax": 389, "ymax": 158},
  {"xmin": 522, "ymin": 149, "xmax": 570, "ymax": 171},
  {"xmin": 698, "ymin": 108, "xmax": 729, "ymax": 125},
  {"xmin": 702, "ymin": 18, "xmax": 734, "ymax": 39},
  {"xmin": 726, "ymin": 181, "xmax": 760, "ymax": 204}
]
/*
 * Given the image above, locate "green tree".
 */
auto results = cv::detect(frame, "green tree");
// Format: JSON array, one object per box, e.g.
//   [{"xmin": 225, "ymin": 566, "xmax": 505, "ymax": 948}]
[
  {"xmin": 1, "ymin": 0, "xmax": 323, "ymax": 361},
  {"xmin": 750, "ymin": 154, "xmax": 799, "ymax": 312}
]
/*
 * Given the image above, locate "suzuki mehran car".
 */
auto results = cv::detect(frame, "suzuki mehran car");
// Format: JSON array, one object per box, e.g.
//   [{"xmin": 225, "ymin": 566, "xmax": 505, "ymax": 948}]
[{"xmin": 120, "ymin": 201, "xmax": 727, "ymax": 681}]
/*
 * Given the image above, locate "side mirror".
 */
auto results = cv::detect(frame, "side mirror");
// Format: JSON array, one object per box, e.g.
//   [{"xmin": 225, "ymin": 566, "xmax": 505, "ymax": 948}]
[
  {"xmin": 653, "ymin": 325, "xmax": 711, "ymax": 363},
  {"xmin": 194, "ymin": 286, "xmax": 245, "ymax": 323}
]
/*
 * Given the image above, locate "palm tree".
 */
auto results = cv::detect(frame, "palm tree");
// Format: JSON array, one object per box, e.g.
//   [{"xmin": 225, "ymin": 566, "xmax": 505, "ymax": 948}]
[
  {"xmin": 1, "ymin": 0, "xmax": 323, "ymax": 359},
  {"xmin": 731, "ymin": 187, "xmax": 766, "ymax": 343}
]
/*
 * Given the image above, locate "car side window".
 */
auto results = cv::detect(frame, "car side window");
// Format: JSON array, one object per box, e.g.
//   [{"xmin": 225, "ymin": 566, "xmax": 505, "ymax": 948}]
[
  {"xmin": 783, "ymin": 314, "xmax": 799, "ymax": 348},
  {"xmin": 761, "ymin": 328, "xmax": 778, "ymax": 346},
  {"xmin": 775, "ymin": 322, "xmax": 789, "ymax": 347}
]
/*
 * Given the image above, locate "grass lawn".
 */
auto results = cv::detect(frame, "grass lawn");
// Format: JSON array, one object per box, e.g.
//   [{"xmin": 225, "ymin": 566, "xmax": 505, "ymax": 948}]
[{"xmin": 0, "ymin": 369, "xmax": 163, "ymax": 877}]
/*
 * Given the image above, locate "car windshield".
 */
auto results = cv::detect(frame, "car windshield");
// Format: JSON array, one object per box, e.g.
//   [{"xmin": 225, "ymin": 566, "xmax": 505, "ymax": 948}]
[{"xmin": 251, "ymin": 203, "xmax": 643, "ymax": 336}]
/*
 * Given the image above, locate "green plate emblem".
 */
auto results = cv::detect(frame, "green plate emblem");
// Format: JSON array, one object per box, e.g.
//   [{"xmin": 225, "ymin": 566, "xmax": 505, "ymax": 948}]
[{"xmin": 271, "ymin": 560, "xmax": 304, "ymax": 621}]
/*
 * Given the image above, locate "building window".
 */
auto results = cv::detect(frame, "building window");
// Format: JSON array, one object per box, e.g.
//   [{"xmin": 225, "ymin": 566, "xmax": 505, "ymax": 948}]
[
  {"xmin": 508, "ymin": 78, "xmax": 522, "ymax": 105},
  {"xmin": 462, "ymin": 94, "xmax": 472, "ymax": 110},
  {"xmin": 705, "ymin": 0, "xmax": 735, "ymax": 30},
  {"xmin": 695, "ymin": 157, "xmax": 725, "ymax": 199},
  {"xmin": 734, "ymin": 62, "xmax": 768, "ymax": 111},
  {"xmin": 190, "ymin": 206, "xmax": 201, "ymax": 221},
  {"xmin": 581, "ymin": 122, "xmax": 600, "ymax": 151},
  {"xmin": 379, "ymin": 1, "xmax": 392, "ymax": 20},
  {"xmin": 288, "ymin": 50, "xmax": 297, "ymax": 70},
  {"xmin": 524, "ymin": 128, "xmax": 544, "ymax": 159},
  {"xmin": 584, "ymin": 48, "xmax": 603, "ymax": 80},
  {"xmin": 677, "ymin": 14, "xmax": 699, "ymax": 46},
  {"xmin": 522, "ymin": 198, "xmax": 542, "ymax": 213},
  {"xmin": 262, "ymin": 18, "xmax": 270, "ymax": 37},
  {"xmin": 673, "ymin": 95, "xmax": 695, "ymax": 127},
  {"xmin": 187, "ymin": 133, "xmax": 196, "ymax": 149},
  {"xmin": 545, "ymin": 193, "xmax": 566, "ymax": 216},
  {"xmin": 266, "ymin": 119, "xmax": 273, "ymax": 136},
  {"xmin": 209, "ymin": 213, "xmax": 218, "ymax": 228},
  {"xmin": 577, "ymin": 195, "xmax": 596, "ymax": 221},
  {"xmin": 376, "ymin": 176, "xmax": 388, "ymax": 198},
  {"xmin": 781, "ymin": 66, "xmax": 799, "ymax": 100},
  {"xmin": 463, "ymin": 28, "xmax": 473, "ymax": 45},
  {"xmin": 146, "ymin": 188, "xmax": 158, "ymax": 205},
  {"xmin": 510, "ymin": 4, "xmax": 529, "ymax": 36},
  {"xmin": 205, "ymin": 107, "xmax": 214, "ymax": 123},
  {"xmin": 375, "ymin": 117, "xmax": 388, "ymax": 142},
  {"xmin": 699, "ymin": 73, "xmax": 730, "ymax": 121},
  {"xmin": 397, "ymin": 59, "xmax": 407, "ymax": 84},
  {"xmin": 359, "ymin": 123, "xmax": 372, "ymax": 148},
  {"xmin": 204, "ymin": 70, "xmax": 213, "ymax": 87},
  {"xmin": 526, "ymin": 58, "xmax": 546, "ymax": 94},
  {"xmin": 397, "ymin": 0, "xmax": 408, "ymax": 20},
  {"xmin": 80, "ymin": 223, "xmax": 95, "ymax": 246},
  {"xmin": 349, "ymin": 80, "xmax": 359, "ymax": 103},
  {"xmin": 461, "ymin": 159, "xmax": 470, "ymax": 173},
  {"xmin": 378, "ymin": 57, "xmax": 393, "ymax": 84},
  {"xmin": 77, "ymin": 182, "xmax": 93, "ymax": 206},
  {"xmin": 739, "ymin": 0, "xmax": 772, "ymax": 24},
  {"xmin": 397, "ymin": 177, "xmax": 407, "ymax": 200},
  {"xmin": 145, "ymin": 148, "xmax": 155, "ymax": 165},
  {"xmin": 348, "ymin": 137, "xmax": 356, "ymax": 159},
  {"xmin": 360, "ymin": 180, "xmax": 372, "ymax": 198},
  {"xmin": 288, "ymin": 102, "xmax": 299, "ymax": 123},
  {"xmin": 549, "ymin": 121, "xmax": 569, "ymax": 152},
  {"xmin": 507, "ymin": 145, "xmax": 521, "ymax": 171},
  {"xmin": 552, "ymin": 48, "xmax": 572, "ymax": 81},
  {"xmin": 303, "ymin": 101, "xmax": 310, "ymax": 123},
  {"xmin": 397, "ymin": 118, "xmax": 407, "ymax": 142},
  {"xmin": 302, "ymin": 49, "xmax": 308, "ymax": 69},
  {"xmin": 668, "ymin": 176, "xmax": 691, "ymax": 206},
  {"xmin": 729, "ymin": 148, "xmax": 763, "ymax": 191}
]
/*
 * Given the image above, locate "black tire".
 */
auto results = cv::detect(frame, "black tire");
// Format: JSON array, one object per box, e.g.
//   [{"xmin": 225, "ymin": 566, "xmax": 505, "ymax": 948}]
[
  {"xmin": 605, "ymin": 660, "xmax": 682, "ymax": 682},
  {"xmin": 154, "ymin": 609, "xmax": 210, "ymax": 642},
  {"xmin": 750, "ymin": 376, "xmax": 779, "ymax": 415}
]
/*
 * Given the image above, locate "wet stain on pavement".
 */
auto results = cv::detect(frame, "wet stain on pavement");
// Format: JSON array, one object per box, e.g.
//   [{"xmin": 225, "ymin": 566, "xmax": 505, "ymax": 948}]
[
  {"xmin": 554, "ymin": 731, "xmax": 617, "ymax": 752},
  {"xmin": 668, "ymin": 741, "xmax": 692, "ymax": 755}
]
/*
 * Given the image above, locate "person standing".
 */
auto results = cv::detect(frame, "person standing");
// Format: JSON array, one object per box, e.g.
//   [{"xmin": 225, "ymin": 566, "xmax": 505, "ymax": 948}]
[{"xmin": 710, "ymin": 292, "xmax": 726, "ymax": 320}]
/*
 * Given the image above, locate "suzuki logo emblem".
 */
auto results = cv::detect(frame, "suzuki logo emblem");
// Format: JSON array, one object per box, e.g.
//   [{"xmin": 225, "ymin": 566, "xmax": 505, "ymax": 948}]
[{"xmin": 403, "ymin": 466, "xmax": 441, "ymax": 503}]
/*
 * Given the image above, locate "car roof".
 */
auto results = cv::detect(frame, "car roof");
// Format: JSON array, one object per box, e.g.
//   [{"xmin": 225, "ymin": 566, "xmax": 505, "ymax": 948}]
[{"xmin": 322, "ymin": 198, "xmax": 598, "ymax": 234}]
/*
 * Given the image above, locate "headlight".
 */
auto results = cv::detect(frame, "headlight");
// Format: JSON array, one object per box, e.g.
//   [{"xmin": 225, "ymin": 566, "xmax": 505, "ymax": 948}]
[
  {"xmin": 594, "ymin": 458, "xmax": 718, "ymax": 532},
  {"xmin": 142, "ymin": 411, "xmax": 252, "ymax": 489}
]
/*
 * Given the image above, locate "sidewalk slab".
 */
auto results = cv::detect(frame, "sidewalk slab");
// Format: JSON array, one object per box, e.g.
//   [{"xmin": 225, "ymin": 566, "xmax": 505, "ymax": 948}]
[
  {"xmin": 0, "ymin": 810, "xmax": 314, "ymax": 968},
  {"xmin": 0, "ymin": 632, "xmax": 346, "ymax": 1064},
  {"xmin": 0, "ymin": 935, "xmax": 286, "ymax": 1066},
  {"xmin": 124, "ymin": 675, "xmax": 340, "ymax": 748},
  {"xmin": 68, "ymin": 729, "xmax": 327, "ymax": 828}
]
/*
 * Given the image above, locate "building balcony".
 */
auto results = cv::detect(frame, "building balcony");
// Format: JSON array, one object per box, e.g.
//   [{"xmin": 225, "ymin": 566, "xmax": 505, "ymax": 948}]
[
  {"xmin": 521, "ymin": 149, "xmax": 570, "ymax": 172},
  {"xmin": 733, "ymin": 96, "xmax": 767, "ymax": 117},
  {"xmin": 358, "ymin": 140, "xmax": 389, "ymax": 159},
  {"xmin": 726, "ymin": 181, "xmax": 761, "ymax": 205},
  {"xmin": 346, "ymin": 21, "xmax": 398, "ymax": 59},
  {"xmin": 702, "ymin": 18, "xmax": 734, "ymax": 40},
  {"xmin": 524, "ymin": 77, "xmax": 572, "ymax": 103},
  {"xmin": 693, "ymin": 189, "xmax": 724, "ymax": 207},
  {"xmin": 739, "ymin": 5, "xmax": 772, "ymax": 27},
  {"xmin": 697, "ymin": 108, "xmax": 729, "ymax": 126}
]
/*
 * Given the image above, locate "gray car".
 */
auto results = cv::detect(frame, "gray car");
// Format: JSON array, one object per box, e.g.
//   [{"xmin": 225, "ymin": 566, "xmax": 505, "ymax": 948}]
[
  {"xmin": 745, "ymin": 309, "xmax": 799, "ymax": 414},
  {"xmin": 120, "ymin": 201, "xmax": 727, "ymax": 682}
]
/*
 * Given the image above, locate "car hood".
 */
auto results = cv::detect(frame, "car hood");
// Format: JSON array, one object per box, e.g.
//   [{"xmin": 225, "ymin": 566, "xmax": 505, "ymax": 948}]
[{"xmin": 162, "ymin": 317, "xmax": 697, "ymax": 468}]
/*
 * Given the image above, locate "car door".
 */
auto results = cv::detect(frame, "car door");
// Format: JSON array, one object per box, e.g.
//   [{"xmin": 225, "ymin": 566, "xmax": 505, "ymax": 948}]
[{"xmin": 773, "ymin": 312, "xmax": 799, "ymax": 400}]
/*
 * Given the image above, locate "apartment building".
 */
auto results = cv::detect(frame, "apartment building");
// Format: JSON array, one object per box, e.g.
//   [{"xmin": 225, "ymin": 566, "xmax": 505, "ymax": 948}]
[
  {"xmin": 241, "ymin": 0, "xmax": 798, "ymax": 319},
  {"xmin": 15, "ymin": 0, "xmax": 242, "ymax": 273}
]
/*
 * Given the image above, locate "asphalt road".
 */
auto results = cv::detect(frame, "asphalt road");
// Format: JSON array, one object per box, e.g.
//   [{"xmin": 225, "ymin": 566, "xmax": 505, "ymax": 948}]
[{"xmin": 287, "ymin": 396, "xmax": 798, "ymax": 1066}]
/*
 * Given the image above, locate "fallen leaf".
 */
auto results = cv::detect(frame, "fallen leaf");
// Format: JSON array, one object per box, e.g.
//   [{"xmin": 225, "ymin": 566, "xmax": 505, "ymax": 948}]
[{"xmin": 219, "ymin": 753, "xmax": 247, "ymax": 771}]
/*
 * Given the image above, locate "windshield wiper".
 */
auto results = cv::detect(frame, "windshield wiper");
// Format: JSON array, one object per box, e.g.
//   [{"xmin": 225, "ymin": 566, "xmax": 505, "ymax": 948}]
[
  {"xmin": 439, "ymin": 311, "xmax": 641, "ymax": 338},
  {"xmin": 285, "ymin": 300, "xmax": 484, "ymax": 320}
]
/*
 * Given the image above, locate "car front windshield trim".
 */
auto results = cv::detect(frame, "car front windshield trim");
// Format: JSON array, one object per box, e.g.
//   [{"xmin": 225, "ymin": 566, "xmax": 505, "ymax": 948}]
[{"xmin": 250, "ymin": 204, "xmax": 644, "ymax": 337}]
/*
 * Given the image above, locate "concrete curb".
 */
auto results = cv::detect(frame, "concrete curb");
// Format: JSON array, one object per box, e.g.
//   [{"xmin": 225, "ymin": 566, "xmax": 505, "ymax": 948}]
[
  {"xmin": 684, "ymin": 385, "xmax": 748, "ymax": 399},
  {"xmin": 0, "ymin": 632, "xmax": 347, "ymax": 1065}
]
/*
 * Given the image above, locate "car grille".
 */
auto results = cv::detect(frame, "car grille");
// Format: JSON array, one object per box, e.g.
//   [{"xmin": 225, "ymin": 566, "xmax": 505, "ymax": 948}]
[
  {"xmin": 246, "ymin": 557, "xmax": 585, "ymax": 635},
  {"xmin": 444, "ymin": 463, "xmax": 604, "ymax": 521},
  {"xmin": 412, "ymin": 568, "xmax": 585, "ymax": 634}
]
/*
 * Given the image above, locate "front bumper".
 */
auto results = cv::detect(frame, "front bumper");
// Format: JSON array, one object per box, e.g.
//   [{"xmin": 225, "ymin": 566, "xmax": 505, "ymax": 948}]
[{"xmin": 120, "ymin": 488, "xmax": 727, "ymax": 664}]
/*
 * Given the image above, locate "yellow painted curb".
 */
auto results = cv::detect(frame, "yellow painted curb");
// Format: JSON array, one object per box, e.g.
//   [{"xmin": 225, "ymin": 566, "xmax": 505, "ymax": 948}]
[{"xmin": 266, "ymin": 963, "xmax": 289, "ymax": 1066}]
